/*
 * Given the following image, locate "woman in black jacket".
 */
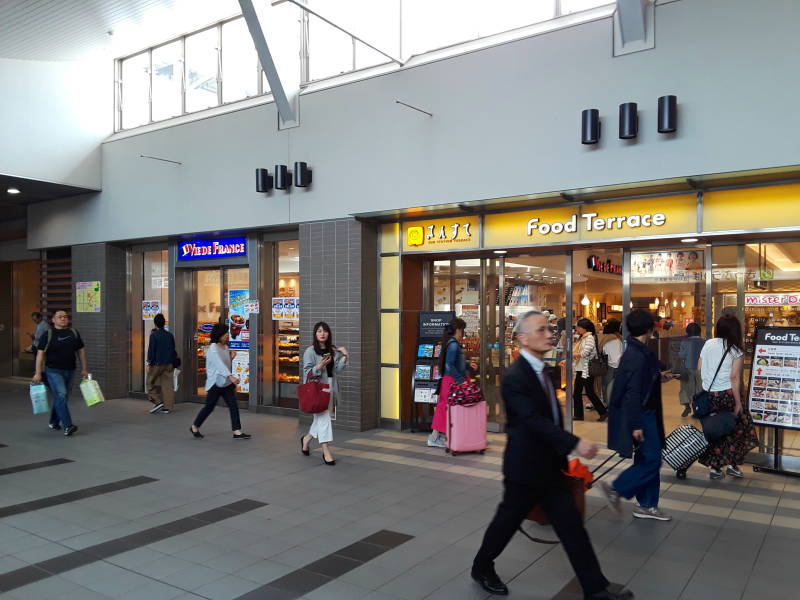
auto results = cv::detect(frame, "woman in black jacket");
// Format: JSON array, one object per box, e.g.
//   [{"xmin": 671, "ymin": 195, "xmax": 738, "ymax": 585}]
[{"xmin": 602, "ymin": 310, "xmax": 674, "ymax": 521}]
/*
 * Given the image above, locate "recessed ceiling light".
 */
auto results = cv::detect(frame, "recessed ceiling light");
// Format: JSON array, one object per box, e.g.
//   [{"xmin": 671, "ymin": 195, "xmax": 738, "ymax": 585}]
[
  {"xmin": 493, "ymin": 250, "xmax": 507, "ymax": 254},
  {"xmin": 7, "ymin": 188, "xmax": 20, "ymax": 194},
  {"xmin": 680, "ymin": 238, "xmax": 698, "ymax": 243}
]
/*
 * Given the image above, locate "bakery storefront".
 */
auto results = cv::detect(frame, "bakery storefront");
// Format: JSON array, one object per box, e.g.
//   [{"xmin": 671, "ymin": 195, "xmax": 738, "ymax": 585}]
[
  {"xmin": 376, "ymin": 181, "xmax": 800, "ymax": 465},
  {"xmin": 127, "ymin": 229, "xmax": 302, "ymax": 413}
]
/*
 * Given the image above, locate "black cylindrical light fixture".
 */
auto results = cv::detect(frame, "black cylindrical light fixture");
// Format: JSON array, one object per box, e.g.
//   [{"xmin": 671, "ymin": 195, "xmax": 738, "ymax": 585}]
[
  {"xmin": 618, "ymin": 102, "xmax": 638, "ymax": 139},
  {"xmin": 294, "ymin": 161, "xmax": 312, "ymax": 187},
  {"xmin": 274, "ymin": 164, "xmax": 290, "ymax": 190},
  {"xmin": 581, "ymin": 109, "xmax": 600, "ymax": 144},
  {"xmin": 255, "ymin": 168, "xmax": 273, "ymax": 192},
  {"xmin": 658, "ymin": 95, "xmax": 677, "ymax": 133}
]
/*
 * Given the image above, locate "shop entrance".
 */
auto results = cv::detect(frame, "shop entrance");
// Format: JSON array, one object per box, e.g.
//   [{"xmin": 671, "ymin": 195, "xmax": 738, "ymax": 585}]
[
  {"xmin": 187, "ymin": 266, "xmax": 251, "ymax": 403},
  {"xmin": 427, "ymin": 253, "xmax": 569, "ymax": 432}
]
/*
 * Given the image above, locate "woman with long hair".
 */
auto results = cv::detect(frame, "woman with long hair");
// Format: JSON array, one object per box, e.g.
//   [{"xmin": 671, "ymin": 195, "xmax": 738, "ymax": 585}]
[
  {"xmin": 427, "ymin": 317, "xmax": 467, "ymax": 448},
  {"xmin": 301, "ymin": 321, "xmax": 348, "ymax": 465},
  {"xmin": 190, "ymin": 323, "xmax": 250, "ymax": 439},
  {"xmin": 573, "ymin": 318, "xmax": 607, "ymax": 421},
  {"xmin": 697, "ymin": 315, "xmax": 759, "ymax": 479}
]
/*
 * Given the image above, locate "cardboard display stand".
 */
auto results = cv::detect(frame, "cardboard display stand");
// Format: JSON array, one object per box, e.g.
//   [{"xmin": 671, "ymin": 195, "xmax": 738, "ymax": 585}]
[
  {"xmin": 411, "ymin": 311, "xmax": 454, "ymax": 432},
  {"xmin": 747, "ymin": 326, "xmax": 800, "ymax": 478}
]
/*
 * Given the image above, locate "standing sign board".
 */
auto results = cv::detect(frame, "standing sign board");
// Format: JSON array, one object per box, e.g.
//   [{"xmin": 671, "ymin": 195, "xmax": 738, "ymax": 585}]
[
  {"xmin": 411, "ymin": 312, "xmax": 455, "ymax": 431},
  {"xmin": 748, "ymin": 327, "xmax": 800, "ymax": 429}
]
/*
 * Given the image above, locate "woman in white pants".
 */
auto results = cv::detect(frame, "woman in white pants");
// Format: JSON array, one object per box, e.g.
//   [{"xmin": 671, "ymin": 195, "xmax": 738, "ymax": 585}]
[{"xmin": 301, "ymin": 322, "xmax": 348, "ymax": 465}]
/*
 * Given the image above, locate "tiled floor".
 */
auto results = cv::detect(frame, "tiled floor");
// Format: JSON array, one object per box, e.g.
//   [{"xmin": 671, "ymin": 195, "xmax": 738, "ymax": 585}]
[{"xmin": 2, "ymin": 379, "xmax": 800, "ymax": 599}]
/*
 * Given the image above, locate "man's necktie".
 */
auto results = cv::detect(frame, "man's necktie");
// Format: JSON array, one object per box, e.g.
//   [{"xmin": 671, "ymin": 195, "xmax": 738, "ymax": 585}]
[{"xmin": 541, "ymin": 366, "xmax": 560, "ymax": 427}]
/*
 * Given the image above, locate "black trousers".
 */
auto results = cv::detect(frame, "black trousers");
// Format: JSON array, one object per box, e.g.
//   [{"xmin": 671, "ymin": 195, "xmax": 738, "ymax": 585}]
[
  {"xmin": 473, "ymin": 478, "xmax": 608, "ymax": 597},
  {"xmin": 193, "ymin": 384, "xmax": 241, "ymax": 431},
  {"xmin": 573, "ymin": 372, "xmax": 606, "ymax": 419}
]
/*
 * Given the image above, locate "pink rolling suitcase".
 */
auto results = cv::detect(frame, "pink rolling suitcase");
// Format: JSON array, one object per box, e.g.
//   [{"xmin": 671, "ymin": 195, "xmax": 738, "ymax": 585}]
[{"xmin": 445, "ymin": 401, "xmax": 488, "ymax": 455}]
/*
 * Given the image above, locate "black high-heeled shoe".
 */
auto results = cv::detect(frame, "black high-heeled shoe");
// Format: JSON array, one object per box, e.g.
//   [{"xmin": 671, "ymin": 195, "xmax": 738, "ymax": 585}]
[
  {"xmin": 190, "ymin": 426, "xmax": 203, "ymax": 439},
  {"xmin": 300, "ymin": 435, "xmax": 310, "ymax": 456},
  {"xmin": 322, "ymin": 456, "xmax": 336, "ymax": 466}
]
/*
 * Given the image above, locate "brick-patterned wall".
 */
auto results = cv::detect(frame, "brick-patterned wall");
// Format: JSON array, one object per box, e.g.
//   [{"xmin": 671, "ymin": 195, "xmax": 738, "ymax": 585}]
[
  {"xmin": 71, "ymin": 243, "xmax": 128, "ymax": 399},
  {"xmin": 299, "ymin": 219, "xmax": 379, "ymax": 432}
]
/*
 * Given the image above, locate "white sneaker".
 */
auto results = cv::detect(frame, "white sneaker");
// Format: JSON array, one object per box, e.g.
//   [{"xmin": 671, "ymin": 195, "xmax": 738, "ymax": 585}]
[
  {"xmin": 632, "ymin": 506, "xmax": 672, "ymax": 521},
  {"xmin": 710, "ymin": 468, "xmax": 725, "ymax": 480},
  {"xmin": 427, "ymin": 432, "xmax": 444, "ymax": 448}
]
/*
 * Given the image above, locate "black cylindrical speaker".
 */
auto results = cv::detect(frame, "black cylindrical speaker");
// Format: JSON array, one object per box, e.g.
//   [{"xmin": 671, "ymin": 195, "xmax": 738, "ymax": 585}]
[
  {"xmin": 581, "ymin": 109, "xmax": 600, "ymax": 144},
  {"xmin": 294, "ymin": 161, "xmax": 312, "ymax": 187},
  {"xmin": 658, "ymin": 95, "xmax": 677, "ymax": 133},
  {"xmin": 619, "ymin": 102, "xmax": 638, "ymax": 139},
  {"xmin": 256, "ymin": 168, "xmax": 273, "ymax": 192},
  {"xmin": 274, "ymin": 164, "xmax": 290, "ymax": 190}
]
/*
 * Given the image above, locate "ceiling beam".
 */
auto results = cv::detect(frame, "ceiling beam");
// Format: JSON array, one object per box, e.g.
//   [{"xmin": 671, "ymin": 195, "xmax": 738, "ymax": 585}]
[
  {"xmin": 239, "ymin": 0, "xmax": 298, "ymax": 127},
  {"xmin": 616, "ymin": 0, "xmax": 648, "ymax": 45}
]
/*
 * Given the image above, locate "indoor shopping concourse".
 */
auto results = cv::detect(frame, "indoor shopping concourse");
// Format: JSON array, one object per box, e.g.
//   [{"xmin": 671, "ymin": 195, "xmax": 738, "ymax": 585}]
[
  {"xmin": 1, "ymin": 379, "xmax": 799, "ymax": 600},
  {"xmin": 4, "ymin": 1, "xmax": 800, "ymax": 599}
]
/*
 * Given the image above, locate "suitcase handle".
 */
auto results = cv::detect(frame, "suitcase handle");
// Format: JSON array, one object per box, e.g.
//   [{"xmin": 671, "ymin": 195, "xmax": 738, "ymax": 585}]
[{"xmin": 585, "ymin": 446, "xmax": 637, "ymax": 488}]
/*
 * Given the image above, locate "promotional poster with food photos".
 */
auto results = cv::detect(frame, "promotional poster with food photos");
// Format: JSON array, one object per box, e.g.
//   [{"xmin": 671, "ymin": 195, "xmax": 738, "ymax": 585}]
[{"xmin": 749, "ymin": 327, "xmax": 800, "ymax": 428}]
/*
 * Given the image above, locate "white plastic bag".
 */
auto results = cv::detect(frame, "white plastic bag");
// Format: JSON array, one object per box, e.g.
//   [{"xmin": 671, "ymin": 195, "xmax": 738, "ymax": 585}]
[{"xmin": 173, "ymin": 368, "xmax": 181, "ymax": 392}]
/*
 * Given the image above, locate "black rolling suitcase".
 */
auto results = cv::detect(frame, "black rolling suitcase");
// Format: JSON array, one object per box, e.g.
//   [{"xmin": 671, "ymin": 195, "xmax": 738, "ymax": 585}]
[{"xmin": 662, "ymin": 424, "xmax": 708, "ymax": 479}]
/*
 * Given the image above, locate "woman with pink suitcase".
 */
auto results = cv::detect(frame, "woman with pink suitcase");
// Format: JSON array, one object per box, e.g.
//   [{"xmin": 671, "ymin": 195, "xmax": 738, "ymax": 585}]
[{"xmin": 427, "ymin": 318, "xmax": 467, "ymax": 448}]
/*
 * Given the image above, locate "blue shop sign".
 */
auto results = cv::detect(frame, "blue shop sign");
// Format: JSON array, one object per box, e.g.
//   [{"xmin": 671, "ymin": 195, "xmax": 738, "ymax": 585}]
[{"xmin": 178, "ymin": 236, "xmax": 247, "ymax": 260}]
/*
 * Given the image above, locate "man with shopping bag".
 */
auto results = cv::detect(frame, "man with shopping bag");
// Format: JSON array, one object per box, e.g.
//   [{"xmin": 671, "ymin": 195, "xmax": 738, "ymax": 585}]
[{"xmin": 33, "ymin": 310, "xmax": 88, "ymax": 436}]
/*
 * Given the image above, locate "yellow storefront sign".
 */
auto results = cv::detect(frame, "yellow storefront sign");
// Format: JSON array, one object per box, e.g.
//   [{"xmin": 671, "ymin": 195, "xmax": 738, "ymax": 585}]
[
  {"xmin": 402, "ymin": 216, "xmax": 481, "ymax": 252},
  {"xmin": 703, "ymin": 184, "xmax": 800, "ymax": 232},
  {"xmin": 484, "ymin": 194, "xmax": 697, "ymax": 247}
]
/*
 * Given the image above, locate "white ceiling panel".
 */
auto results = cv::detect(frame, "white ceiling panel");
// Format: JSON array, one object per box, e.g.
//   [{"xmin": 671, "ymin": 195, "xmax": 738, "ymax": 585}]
[{"xmin": 0, "ymin": 0, "xmax": 242, "ymax": 61}]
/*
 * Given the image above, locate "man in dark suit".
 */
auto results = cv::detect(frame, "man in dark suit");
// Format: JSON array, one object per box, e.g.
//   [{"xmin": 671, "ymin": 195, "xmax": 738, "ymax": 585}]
[{"xmin": 472, "ymin": 311, "xmax": 633, "ymax": 599}]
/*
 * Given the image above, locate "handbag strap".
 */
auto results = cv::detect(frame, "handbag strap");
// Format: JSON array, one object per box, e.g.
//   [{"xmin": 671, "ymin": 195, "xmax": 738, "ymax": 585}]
[{"xmin": 707, "ymin": 344, "xmax": 732, "ymax": 390}]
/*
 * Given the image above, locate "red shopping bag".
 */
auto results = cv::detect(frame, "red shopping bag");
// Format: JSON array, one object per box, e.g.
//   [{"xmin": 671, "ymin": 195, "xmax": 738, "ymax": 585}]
[{"xmin": 298, "ymin": 372, "xmax": 331, "ymax": 414}]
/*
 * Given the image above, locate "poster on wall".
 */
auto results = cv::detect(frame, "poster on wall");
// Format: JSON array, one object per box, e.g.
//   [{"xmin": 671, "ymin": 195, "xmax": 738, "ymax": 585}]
[
  {"xmin": 244, "ymin": 299, "xmax": 260, "ymax": 314},
  {"xmin": 459, "ymin": 305, "xmax": 480, "ymax": 335},
  {"xmin": 631, "ymin": 250, "xmax": 703, "ymax": 280},
  {"xmin": 142, "ymin": 300, "xmax": 160, "ymax": 320},
  {"xmin": 271, "ymin": 297, "xmax": 299, "ymax": 320},
  {"xmin": 232, "ymin": 351, "xmax": 250, "ymax": 393},
  {"xmin": 748, "ymin": 327, "xmax": 800, "ymax": 429},
  {"xmin": 76, "ymin": 281, "xmax": 102, "ymax": 313},
  {"xmin": 227, "ymin": 289, "xmax": 250, "ymax": 350}
]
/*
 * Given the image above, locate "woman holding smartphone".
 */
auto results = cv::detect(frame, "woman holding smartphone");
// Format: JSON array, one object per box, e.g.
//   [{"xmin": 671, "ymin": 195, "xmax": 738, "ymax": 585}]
[
  {"xmin": 190, "ymin": 323, "xmax": 251, "ymax": 439},
  {"xmin": 301, "ymin": 321, "xmax": 348, "ymax": 465}
]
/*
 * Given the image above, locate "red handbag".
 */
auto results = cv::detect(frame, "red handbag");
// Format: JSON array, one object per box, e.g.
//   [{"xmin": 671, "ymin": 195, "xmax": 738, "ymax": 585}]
[{"xmin": 298, "ymin": 372, "xmax": 331, "ymax": 414}]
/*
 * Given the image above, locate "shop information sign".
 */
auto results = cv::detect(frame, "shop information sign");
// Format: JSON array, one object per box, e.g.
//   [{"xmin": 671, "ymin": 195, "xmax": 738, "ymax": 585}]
[
  {"xmin": 142, "ymin": 300, "xmax": 160, "ymax": 320},
  {"xmin": 418, "ymin": 311, "xmax": 455, "ymax": 339},
  {"xmin": 745, "ymin": 294, "xmax": 800, "ymax": 306},
  {"xmin": 748, "ymin": 327, "xmax": 800, "ymax": 429},
  {"xmin": 76, "ymin": 281, "xmax": 102, "ymax": 313},
  {"xmin": 178, "ymin": 236, "xmax": 247, "ymax": 260}
]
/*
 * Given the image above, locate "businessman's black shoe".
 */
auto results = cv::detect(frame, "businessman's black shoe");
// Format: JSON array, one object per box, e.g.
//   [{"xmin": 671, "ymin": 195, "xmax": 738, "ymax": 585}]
[
  {"xmin": 585, "ymin": 584, "xmax": 634, "ymax": 599},
  {"xmin": 470, "ymin": 566, "xmax": 508, "ymax": 595}
]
